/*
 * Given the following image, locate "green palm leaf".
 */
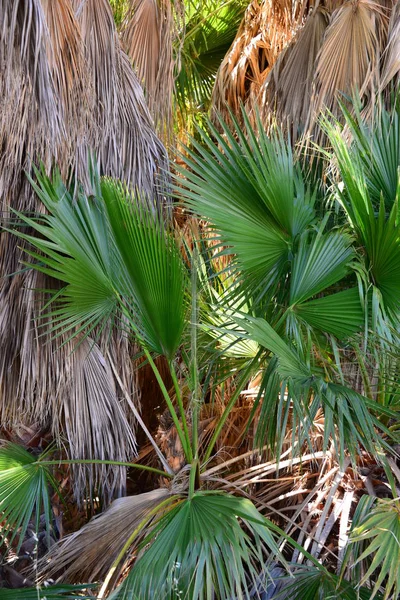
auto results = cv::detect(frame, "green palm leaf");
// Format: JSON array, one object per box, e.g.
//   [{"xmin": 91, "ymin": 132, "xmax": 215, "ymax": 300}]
[
  {"xmin": 1, "ymin": 584, "xmax": 96, "ymax": 600},
  {"xmin": 349, "ymin": 498, "xmax": 400, "ymax": 600},
  {"xmin": 0, "ymin": 443, "xmax": 59, "ymax": 551},
  {"xmin": 112, "ymin": 491, "xmax": 285, "ymax": 600},
  {"xmin": 289, "ymin": 230, "xmax": 355, "ymax": 306},
  {"xmin": 323, "ymin": 111, "xmax": 400, "ymax": 321},
  {"xmin": 338, "ymin": 101, "xmax": 400, "ymax": 208},
  {"xmin": 176, "ymin": 1, "xmax": 248, "ymax": 112},
  {"xmin": 101, "ymin": 179, "xmax": 188, "ymax": 358},
  {"xmin": 178, "ymin": 116, "xmax": 317, "ymax": 297},
  {"xmin": 9, "ymin": 169, "xmax": 188, "ymax": 359},
  {"xmin": 294, "ymin": 287, "xmax": 364, "ymax": 339},
  {"xmin": 232, "ymin": 314, "xmax": 311, "ymax": 380},
  {"xmin": 276, "ymin": 565, "xmax": 377, "ymax": 600}
]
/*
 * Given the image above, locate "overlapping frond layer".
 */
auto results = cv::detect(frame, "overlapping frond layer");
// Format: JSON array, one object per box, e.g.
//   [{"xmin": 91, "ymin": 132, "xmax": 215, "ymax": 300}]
[
  {"xmin": 308, "ymin": 0, "xmax": 387, "ymax": 139},
  {"xmin": 212, "ymin": 0, "xmax": 400, "ymax": 142},
  {"xmin": 121, "ymin": 0, "xmax": 183, "ymax": 139},
  {"xmin": 261, "ymin": 6, "xmax": 329, "ymax": 140},
  {"xmin": 0, "ymin": 0, "xmax": 167, "ymax": 502},
  {"xmin": 56, "ymin": 338, "xmax": 138, "ymax": 503},
  {"xmin": 211, "ymin": 0, "xmax": 265, "ymax": 123},
  {"xmin": 74, "ymin": 0, "xmax": 168, "ymax": 192},
  {"xmin": 380, "ymin": 0, "xmax": 400, "ymax": 92},
  {"xmin": 211, "ymin": 0, "xmax": 311, "ymax": 125}
]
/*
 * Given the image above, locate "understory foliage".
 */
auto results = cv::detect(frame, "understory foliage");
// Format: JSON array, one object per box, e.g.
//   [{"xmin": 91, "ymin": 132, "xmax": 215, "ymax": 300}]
[{"xmin": 0, "ymin": 97, "xmax": 399, "ymax": 599}]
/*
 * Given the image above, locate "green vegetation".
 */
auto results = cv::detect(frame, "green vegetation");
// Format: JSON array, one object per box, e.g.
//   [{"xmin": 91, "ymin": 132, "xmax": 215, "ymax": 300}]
[{"xmin": 0, "ymin": 1, "xmax": 399, "ymax": 599}]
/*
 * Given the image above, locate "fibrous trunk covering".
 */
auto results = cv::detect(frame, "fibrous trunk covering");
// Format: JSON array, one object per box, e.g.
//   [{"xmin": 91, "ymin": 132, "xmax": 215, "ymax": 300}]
[{"xmin": 0, "ymin": 0, "xmax": 167, "ymax": 503}]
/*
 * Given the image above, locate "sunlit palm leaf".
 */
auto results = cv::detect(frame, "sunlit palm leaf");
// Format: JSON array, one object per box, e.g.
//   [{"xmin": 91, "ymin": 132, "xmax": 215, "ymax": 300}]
[
  {"xmin": 232, "ymin": 314, "xmax": 311, "ymax": 380},
  {"xmin": 0, "ymin": 443, "xmax": 58, "ymax": 551},
  {"xmin": 176, "ymin": 0, "xmax": 247, "ymax": 113},
  {"xmin": 229, "ymin": 317, "xmax": 397, "ymax": 464},
  {"xmin": 112, "ymin": 491, "xmax": 285, "ymax": 600},
  {"xmin": 324, "ymin": 113, "xmax": 400, "ymax": 319},
  {"xmin": 178, "ymin": 115, "xmax": 320, "ymax": 297},
  {"xmin": 338, "ymin": 103, "xmax": 400, "ymax": 208},
  {"xmin": 102, "ymin": 179, "xmax": 188, "ymax": 358}
]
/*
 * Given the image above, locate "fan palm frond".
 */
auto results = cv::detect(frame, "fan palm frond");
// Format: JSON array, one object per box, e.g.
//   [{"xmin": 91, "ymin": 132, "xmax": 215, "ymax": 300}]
[
  {"xmin": 10, "ymin": 170, "xmax": 188, "ymax": 361},
  {"xmin": 110, "ymin": 491, "xmax": 285, "ymax": 600},
  {"xmin": 0, "ymin": 443, "xmax": 59, "ymax": 551},
  {"xmin": 348, "ymin": 498, "xmax": 400, "ymax": 599}
]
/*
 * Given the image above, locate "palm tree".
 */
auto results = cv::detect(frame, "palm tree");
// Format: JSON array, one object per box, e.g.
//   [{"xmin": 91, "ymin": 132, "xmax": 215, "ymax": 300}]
[
  {"xmin": 0, "ymin": 0, "xmax": 167, "ymax": 503},
  {"xmin": 2, "ymin": 101, "xmax": 399, "ymax": 598}
]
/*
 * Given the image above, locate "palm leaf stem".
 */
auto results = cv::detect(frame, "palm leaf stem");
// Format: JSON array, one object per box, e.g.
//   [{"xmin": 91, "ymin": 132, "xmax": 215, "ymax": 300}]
[
  {"xmin": 170, "ymin": 360, "xmax": 193, "ymax": 462},
  {"xmin": 191, "ymin": 249, "xmax": 200, "ymax": 459},
  {"xmin": 203, "ymin": 360, "xmax": 255, "ymax": 463},
  {"xmin": 118, "ymin": 302, "xmax": 192, "ymax": 463},
  {"xmin": 143, "ymin": 347, "xmax": 192, "ymax": 464},
  {"xmin": 35, "ymin": 459, "xmax": 170, "ymax": 479},
  {"xmin": 189, "ymin": 459, "xmax": 200, "ymax": 499}
]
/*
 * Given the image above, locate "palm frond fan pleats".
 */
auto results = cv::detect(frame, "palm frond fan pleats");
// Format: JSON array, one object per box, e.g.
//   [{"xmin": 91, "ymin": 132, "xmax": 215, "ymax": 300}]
[
  {"xmin": 212, "ymin": 0, "xmax": 400, "ymax": 142},
  {"xmin": 0, "ymin": 0, "xmax": 167, "ymax": 503}
]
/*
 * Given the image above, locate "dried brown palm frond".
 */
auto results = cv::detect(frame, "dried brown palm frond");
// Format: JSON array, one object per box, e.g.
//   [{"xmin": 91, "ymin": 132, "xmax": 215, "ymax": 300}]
[
  {"xmin": 55, "ymin": 338, "xmax": 138, "ymax": 503},
  {"xmin": 380, "ymin": 0, "xmax": 400, "ymax": 92},
  {"xmin": 211, "ymin": 0, "xmax": 266, "ymax": 125},
  {"xmin": 261, "ymin": 6, "xmax": 329, "ymax": 141},
  {"xmin": 211, "ymin": 0, "xmax": 311, "ymax": 126},
  {"xmin": 121, "ymin": 0, "xmax": 184, "ymax": 141},
  {"xmin": 41, "ymin": 488, "xmax": 171, "ymax": 584},
  {"xmin": 0, "ymin": 0, "xmax": 167, "ymax": 503},
  {"xmin": 205, "ymin": 444, "xmax": 398, "ymax": 574},
  {"xmin": 308, "ymin": 0, "xmax": 389, "ymax": 141}
]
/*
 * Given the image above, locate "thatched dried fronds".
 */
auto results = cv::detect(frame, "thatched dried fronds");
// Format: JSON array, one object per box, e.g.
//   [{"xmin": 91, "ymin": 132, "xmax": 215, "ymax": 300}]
[
  {"xmin": 211, "ymin": 1, "xmax": 266, "ymax": 123},
  {"xmin": 0, "ymin": 0, "xmax": 168, "ymax": 503},
  {"xmin": 211, "ymin": 0, "xmax": 311, "ymax": 125},
  {"xmin": 121, "ymin": 0, "xmax": 184, "ymax": 140},
  {"xmin": 74, "ymin": 0, "xmax": 168, "ymax": 191},
  {"xmin": 380, "ymin": 0, "xmax": 400, "ymax": 92},
  {"xmin": 308, "ymin": 0, "xmax": 388, "ymax": 139},
  {"xmin": 260, "ymin": 6, "xmax": 329, "ymax": 140},
  {"xmin": 212, "ymin": 0, "xmax": 400, "ymax": 143},
  {"xmin": 41, "ymin": 489, "xmax": 170, "ymax": 584}
]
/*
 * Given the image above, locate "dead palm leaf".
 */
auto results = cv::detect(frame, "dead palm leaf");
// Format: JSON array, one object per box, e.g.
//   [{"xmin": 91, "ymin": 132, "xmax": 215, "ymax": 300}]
[
  {"xmin": 121, "ymin": 0, "xmax": 183, "ymax": 141},
  {"xmin": 380, "ymin": 0, "xmax": 400, "ymax": 92},
  {"xmin": 54, "ymin": 338, "xmax": 138, "ymax": 504},
  {"xmin": 73, "ymin": 0, "xmax": 168, "ymax": 193},
  {"xmin": 211, "ymin": 0, "xmax": 310, "ymax": 126},
  {"xmin": 261, "ymin": 6, "xmax": 329, "ymax": 141},
  {"xmin": 307, "ymin": 0, "xmax": 388, "ymax": 140},
  {"xmin": 41, "ymin": 488, "xmax": 171, "ymax": 584}
]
